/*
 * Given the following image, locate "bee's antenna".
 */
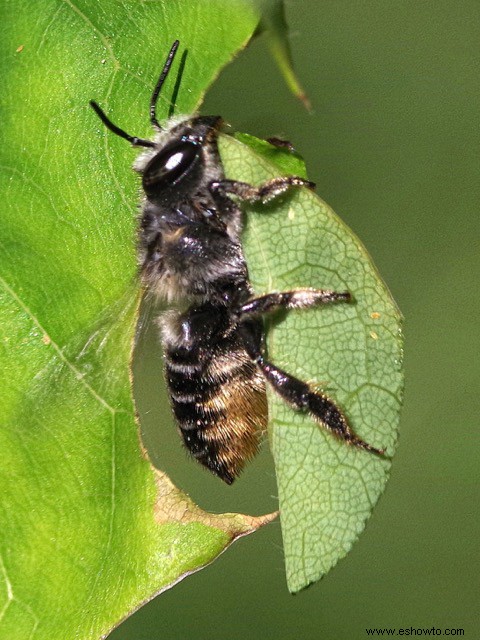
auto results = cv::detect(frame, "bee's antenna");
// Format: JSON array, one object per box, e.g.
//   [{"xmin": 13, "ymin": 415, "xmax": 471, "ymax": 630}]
[
  {"xmin": 89, "ymin": 100, "xmax": 155, "ymax": 148},
  {"xmin": 150, "ymin": 40, "xmax": 180, "ymax": 129}
]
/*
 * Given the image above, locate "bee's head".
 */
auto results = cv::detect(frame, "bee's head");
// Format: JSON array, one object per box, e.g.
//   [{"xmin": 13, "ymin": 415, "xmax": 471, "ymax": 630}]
[
  {"xmin": 90, "ymin": 41, "xmax": 223, "ymax": 202},
  {"xmin": 138, "ymin": 116, "xmax": 223, "ymax": 200}
]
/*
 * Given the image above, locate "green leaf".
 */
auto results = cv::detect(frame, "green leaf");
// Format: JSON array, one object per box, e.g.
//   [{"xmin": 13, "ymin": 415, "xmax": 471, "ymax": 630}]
[
  {"xmin": 256, "ymin": 0, "xmax": 311, "ymax": 108},
  {"xmin": 218, "ymin": 134, "xmax": 403, "ymax": 593},
  {"xmin": 234, "ymin": 132, "xmax": 308, "ymax": 179},
  {"xmin": 1, "ymin": 0, "xmax": 403, "ymax": 633},
  {"xmin": 0, "ymin": 1, "xmax": 277, "ymax": 638}
]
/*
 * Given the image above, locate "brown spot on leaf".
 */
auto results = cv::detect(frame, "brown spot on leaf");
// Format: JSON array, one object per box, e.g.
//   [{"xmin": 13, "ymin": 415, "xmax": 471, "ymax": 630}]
[{"xmin": 153, "ymin": 470, "xmax": 277, "ymax": 539}]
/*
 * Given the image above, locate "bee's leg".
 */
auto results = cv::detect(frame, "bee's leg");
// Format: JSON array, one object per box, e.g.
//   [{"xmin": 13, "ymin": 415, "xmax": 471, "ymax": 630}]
[
  {"xmin": 238, "ymin": 320, "xmax": 385, "ymax": 455},
  {"xmin": 266, "ymin": 137, "xmax": 296, "ymax": 152},
  {"xmin": 238, "ymin": 289, "xmax": 351, "ymax": 317},
  {"xmin": 210, "ymin": 176, "xmax": 315, "ymax": 205},
  {"xmin": 259, "ymin": 357, "xmax": 385, "ymax": 454}
]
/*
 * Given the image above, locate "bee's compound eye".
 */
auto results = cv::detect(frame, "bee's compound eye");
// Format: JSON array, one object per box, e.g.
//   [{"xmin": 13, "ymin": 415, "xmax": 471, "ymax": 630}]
[{"xmin": 143, "ymin": 140, "xmax": 199, "ymax": 193}]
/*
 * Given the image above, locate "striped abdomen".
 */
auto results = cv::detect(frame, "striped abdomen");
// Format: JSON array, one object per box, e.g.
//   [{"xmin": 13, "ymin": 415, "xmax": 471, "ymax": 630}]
[{"xmin": 161, "ymin": 307, "xmax": 268, "ymax": 484}]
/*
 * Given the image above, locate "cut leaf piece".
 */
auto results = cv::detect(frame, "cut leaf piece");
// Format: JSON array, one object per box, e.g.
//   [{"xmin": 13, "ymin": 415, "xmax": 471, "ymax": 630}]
[
  {"xmin": 234, "ymin": 132, "xmax": 308, "ymax": 179},
  {"xmin": 218, "ymin": 133, "xmax": 403, "ymax": 592}
]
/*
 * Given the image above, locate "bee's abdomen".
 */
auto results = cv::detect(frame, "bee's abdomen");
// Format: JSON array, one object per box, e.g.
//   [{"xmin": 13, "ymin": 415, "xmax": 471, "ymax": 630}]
[{"xmin": 162, "ymin": 310, "xmax": 267, "ymax": 484}]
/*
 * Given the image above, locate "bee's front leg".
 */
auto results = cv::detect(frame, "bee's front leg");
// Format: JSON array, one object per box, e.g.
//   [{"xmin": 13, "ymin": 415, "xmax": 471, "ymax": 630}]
[{"xmin": 209, "ymin": 176, "xmax": 315, "ymax": 205}]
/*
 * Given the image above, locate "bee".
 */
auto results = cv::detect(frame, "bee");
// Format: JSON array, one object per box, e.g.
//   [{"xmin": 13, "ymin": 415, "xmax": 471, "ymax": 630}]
[{"xmin": 90, "ymin": 41, "xmax": 384, "ymax": 484}]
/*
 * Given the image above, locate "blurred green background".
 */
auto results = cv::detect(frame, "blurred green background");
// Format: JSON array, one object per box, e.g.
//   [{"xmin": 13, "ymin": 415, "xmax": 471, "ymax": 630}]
[{"xmin": 112, "ymin": 1, "xmax": 479, "ymax": 638}]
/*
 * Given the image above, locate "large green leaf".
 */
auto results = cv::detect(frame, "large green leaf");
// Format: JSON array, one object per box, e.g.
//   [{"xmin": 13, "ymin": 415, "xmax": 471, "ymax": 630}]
[
  {"xmin": 219, "ymin": 135, "xmax": 403, "ymax": 592},
  {"xmin": 0, "ymin": 2, "xmax": 277, "ymax": 638},
  {"xmin": 1, "ymin": 1, "xmax": 403, "ymax": 636}
]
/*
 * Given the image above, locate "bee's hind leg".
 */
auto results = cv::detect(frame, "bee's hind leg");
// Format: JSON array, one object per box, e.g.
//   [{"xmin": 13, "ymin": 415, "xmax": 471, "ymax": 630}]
[{"xmin": 237, "ymin": 295, "xmax": 385, "ymax": 455}]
